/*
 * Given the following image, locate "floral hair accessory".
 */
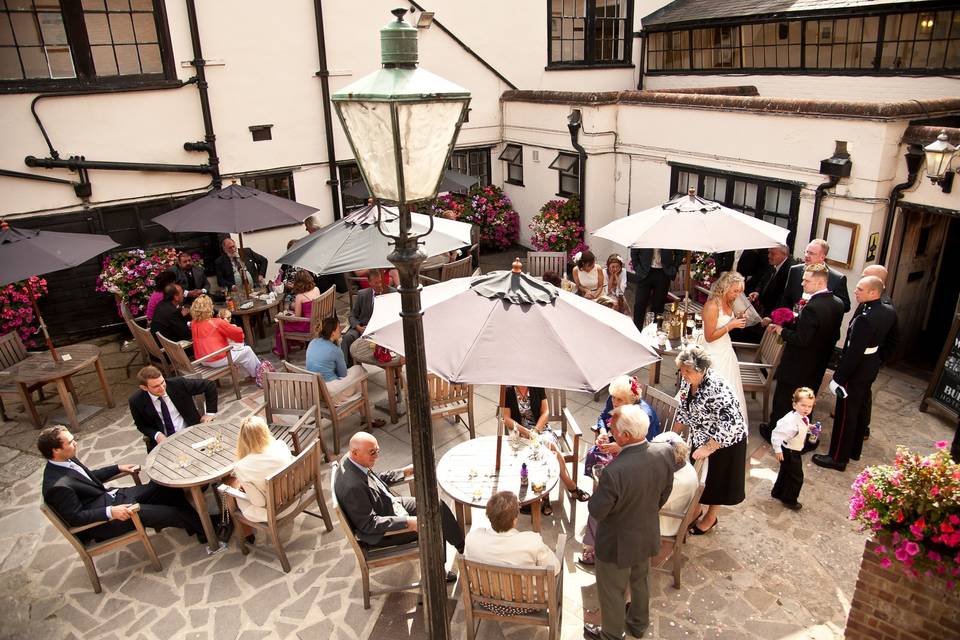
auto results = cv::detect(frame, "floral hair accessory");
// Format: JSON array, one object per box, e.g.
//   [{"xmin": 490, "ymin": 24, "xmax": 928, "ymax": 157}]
[
  {"xmin": 629, "ymin": 376, "xmax": 640, "ymax": 399},
  {"xmin": 770, "ymin": 307, "xmax": 796, "ymax": 326}
]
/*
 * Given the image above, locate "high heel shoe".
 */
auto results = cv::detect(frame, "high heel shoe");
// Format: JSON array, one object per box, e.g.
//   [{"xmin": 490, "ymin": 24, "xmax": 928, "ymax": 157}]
[{"xmin": 688, "ymin": 518, "xmax": 718, "ymax": 536}]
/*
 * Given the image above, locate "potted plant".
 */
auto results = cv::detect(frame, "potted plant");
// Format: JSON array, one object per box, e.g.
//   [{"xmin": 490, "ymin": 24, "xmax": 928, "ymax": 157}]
[
  {"xmin": 529, "ymin": 197, "xmax": 586, "ymax": 263},
  {"xmin": 689, "ymin": 252, "xmax": 717, "ymax": 302},
  {"xmin": 427, "ymin": 184, "xmax": 519, "ymax": 251},
  {"xmin": 96, "ymin": 247, "xmax": 182, "ymax": 317},
  {"xmin": 0, "ymin": 276, "xmax": 49, "ymax": 348}
]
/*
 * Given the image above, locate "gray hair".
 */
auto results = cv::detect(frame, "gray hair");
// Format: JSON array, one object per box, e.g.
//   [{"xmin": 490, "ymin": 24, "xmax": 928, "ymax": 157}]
[
  {"xmin": 612, "ymin": 404, "xmax": 649, "ymax": 440},
  {"xmin": 675, "ymin": 344, "xmax": 712, "ymax": 372}
]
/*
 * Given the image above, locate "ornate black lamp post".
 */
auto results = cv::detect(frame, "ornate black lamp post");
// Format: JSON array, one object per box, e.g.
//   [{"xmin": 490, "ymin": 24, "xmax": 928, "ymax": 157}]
[{"xmin": 331, "ymin": 9, "xmax": 470, "ymax": 638}]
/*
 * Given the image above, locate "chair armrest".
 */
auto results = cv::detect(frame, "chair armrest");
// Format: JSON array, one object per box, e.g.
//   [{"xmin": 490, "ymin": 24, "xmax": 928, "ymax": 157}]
[
  {"xmin": 69, "ymin": 503, "xmax": 141, "ymax": 534},
  {"xmin": 562, "ymin": 408, "xmax": 583, "ymax": 438},
  {"xmin": 217, "ymin": 484, "xmax": 250, "ymax": 502},
  {"xmin": 191, "ymin": 345, "xmax": 232, "ymax": 366},
  {"xmin": 419, "ymin": 274, "xmax": 439, "ymax": 285},
  {"xmin": 106, "ymin": 465, "xmax": 142, "ymax": 485},
  {"xmin": 730, "ymin": 341, "xmax": 760, "ymax": 350},
  {"xmin": 278, "ymin": 314, "xmax": 309, "ymax": 324},
  {"xmin": 738, "ymin": 362, "xmax": 775, "ymax": 370},
  {"xmin": 659, "ymin": 510, "xmax": 686, "ymax": 520},
  {"xmin": 287, "ymin": 409, "xmax": 315, "ymax": 433}
]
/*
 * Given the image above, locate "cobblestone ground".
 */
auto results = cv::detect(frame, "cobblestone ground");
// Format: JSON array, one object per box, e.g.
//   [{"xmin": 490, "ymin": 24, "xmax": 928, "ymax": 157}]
[{"xmin": 0, "ymin": 259, "xmax": 953, "ymax": 640}]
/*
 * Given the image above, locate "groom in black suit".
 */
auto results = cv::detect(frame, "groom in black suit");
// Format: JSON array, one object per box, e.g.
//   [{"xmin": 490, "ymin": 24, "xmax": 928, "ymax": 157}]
[
  {"xmin": 779, "ymin": 238, "xmax": 851, "ymax": 313},
  {"xmin": 39, "ymin": 425, "xmax": 204, "ymax": 542},
  {"xmin": 760, "ymin": 263, "xmax": 844, "ymax": 441},
  {"xmin": 129, "ymin": 366, "xmax": 218, "ymax": 452}
]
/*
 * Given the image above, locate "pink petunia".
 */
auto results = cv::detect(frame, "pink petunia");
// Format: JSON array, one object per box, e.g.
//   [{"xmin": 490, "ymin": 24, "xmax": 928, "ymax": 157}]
[
  {"xmin": 935, "ymin": 440, "xmax": 948, "ymax": 450},
  {"xmin": 904, "ymin": 541, "xmax": 920, "ymax": 556},
  {"xmin": 879, "ymin": 557, "xmax": 892, "ymax": 568}
]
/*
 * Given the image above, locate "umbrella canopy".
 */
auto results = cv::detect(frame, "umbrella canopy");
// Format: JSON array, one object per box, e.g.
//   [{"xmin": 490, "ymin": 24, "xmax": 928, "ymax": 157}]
[
  {"xmin": 592, "ymin": 188, "xmax": 789, "ymax": 252},
  {"xmin": 342, "ymin": 169, "xmax": 479, "ymax": 200},
  {"xmin": 276, "ymin": 203, "xmax": 472, "ymax": 275},
  {"xmin": 152, "ymin": 184, "xmax": 318, "ymax": 235},
  {"xmin": 365, "ymin": 267, "xmax": 660, "ymax": 393}
]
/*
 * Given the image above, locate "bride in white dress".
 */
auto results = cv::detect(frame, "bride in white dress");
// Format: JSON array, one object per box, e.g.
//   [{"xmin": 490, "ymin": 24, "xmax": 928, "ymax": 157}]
[{"xmin": 699, "ymin": 271, "xmax": 749, "ymax": 423}]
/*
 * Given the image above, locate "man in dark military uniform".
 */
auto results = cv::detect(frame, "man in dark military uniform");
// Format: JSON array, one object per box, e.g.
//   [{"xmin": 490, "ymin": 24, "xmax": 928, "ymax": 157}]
[{"xmin": 813, "ymin": 276, "xmax": 898, "ymax": 471}]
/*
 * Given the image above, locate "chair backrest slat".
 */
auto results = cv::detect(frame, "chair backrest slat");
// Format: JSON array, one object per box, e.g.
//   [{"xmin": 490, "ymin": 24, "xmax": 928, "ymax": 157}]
[
  {"xmin": 645, "ymin": 386, "xmax": 679, "ymax": 434},
  {"xmin": 315, "ymin": 285, "xmax": 336, "ymax": 323},
  {"xmin": 440, "ymin": 256, "xmax": 473, "ymax": 281},
  {"xmin": 155, "ymin": 332, "xmax": 193, "ymax": 373},
  {"xmin": 0, "ymin": 332, "xmax": 28, "ymax": 369},
  {"xmin": 267, "ymin": 439, "xmax": 319, "ymax": 515},
  {"xmin": 525, "ymin": 251, "xmax": 566, "ymax": 278},
  {"xmin": 281, "ymin": 362, "xmax": 337, "ymax": 415}
]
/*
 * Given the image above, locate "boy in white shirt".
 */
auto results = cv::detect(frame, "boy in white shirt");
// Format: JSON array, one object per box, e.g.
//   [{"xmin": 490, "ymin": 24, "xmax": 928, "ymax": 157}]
[{"xmin": 771, "ymin": 387, "xmax": 816, "ymax": 511}]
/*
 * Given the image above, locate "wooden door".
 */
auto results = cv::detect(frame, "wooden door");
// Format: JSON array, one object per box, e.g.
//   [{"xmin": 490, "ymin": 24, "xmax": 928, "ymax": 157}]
[{"xmin": 889, "ymin": 207, "xmax": 950, "ymax": 360}]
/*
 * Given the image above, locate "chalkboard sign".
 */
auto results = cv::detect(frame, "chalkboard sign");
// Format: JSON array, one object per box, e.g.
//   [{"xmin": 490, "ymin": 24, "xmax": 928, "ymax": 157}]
[{"xmin": 921, "ymin": 312, "xmax": 960, "ymax": 418}]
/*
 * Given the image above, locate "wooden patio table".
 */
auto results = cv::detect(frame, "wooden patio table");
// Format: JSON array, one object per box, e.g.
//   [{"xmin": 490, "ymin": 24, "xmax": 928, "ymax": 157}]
[{"xmin": 229, "ymin": 295, "xmax": 282, "ymax": 347}]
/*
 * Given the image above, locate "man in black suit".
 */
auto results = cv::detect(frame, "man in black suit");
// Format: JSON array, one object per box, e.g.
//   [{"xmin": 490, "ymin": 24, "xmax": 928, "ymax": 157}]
[
  {"xmin": 584, "ymin": 404, "xmax": 674, "ymax": 640},
  {"xmin": 733, "ymin": 244, "xmax": 798, "ymax": 343},
  {"xmin": 779, "ymin": 238, "xmax": 851, "ymax": 313},
  {"xmin": 341, "ymin": 269, "xmax": 396, "ymax": 366},
  {"xmin": 39, "ymin": 425, "xmax": 205, "ymax": 543},
  {"xmin": 334, "ymin": 431, "xmax": 464, "ymax": 581},
  {"xmin": 214, "ymin": 237, "xmax": 267, "ymax": 290},
  {"xmin": 129, "ymin": 366, "xmax": 217, "ymax": 452},
  {"xmin": 172, "ymin": 252, "xmax": 207, "ymax": 302},
  {"xmin": 150, "ymin": 284, "xmax": 192, "ymax": 343},
  {"xmin": 814, "ymin": 276, "xmax": 899, "ymax": 471},
  {"xmin": 737, "ymin": 248, "xmax": 769, "ymax": 294},
  {"xmin": 760, "ymin": 263, "xmax": 844, "ymax": 442},
  {"xmin": 630, "ymin": 247, "xmax": 681, "ymax": 330}
]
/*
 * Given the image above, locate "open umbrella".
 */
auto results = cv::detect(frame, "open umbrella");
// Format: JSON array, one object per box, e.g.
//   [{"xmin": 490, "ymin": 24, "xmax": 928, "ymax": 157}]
[
  {"xmin": 276, "ymin": 203, "xmax": 472, "ymax": 275},
  {"xmin": 342, "ymin": 169, "xmax": 480, "ymax": 200},
  {"xmin": 592, "ymin": 188, "xmax": 789, "ymax": 252},
  {"xmin": 0, "ymin": 221, "xmax": 118, "ymax": 359},
  {"xmin": 365, "ymin": 261, "xmax": 660, "ymax": 393}
]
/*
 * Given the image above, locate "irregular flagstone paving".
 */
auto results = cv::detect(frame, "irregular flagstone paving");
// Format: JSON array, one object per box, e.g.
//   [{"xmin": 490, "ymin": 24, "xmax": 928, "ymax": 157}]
[{"xmin": 0, "ymin": 259, "xmax": 954, "ymax": 639}]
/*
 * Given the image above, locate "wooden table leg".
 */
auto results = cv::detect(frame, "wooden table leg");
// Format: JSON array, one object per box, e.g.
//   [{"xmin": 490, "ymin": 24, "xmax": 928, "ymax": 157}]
[
  {"xmin": 94, "ymin": 357, "xmax": 115, "ymax": 408},
  {"xmin": 54, "ymin": 377, "xmax": 79, "ymax": 430},
  {"xmin": 531, "ymin": 502, "xmax": 541, "ymax": 533},
  {"xmin": 454, "ymin": 501, "xmax": 465, "ymax": 534},
  {"xmin": 385, "ymin": 367, "xmax": 399, "ymax": 424},
  {"xmin": 17, "ymin": 382, "xmax": 42, "ymax": 427},
  {"xmin": 64, "ymin": 377, "xmax": 79, "ymax": 405},
  {"xmin": 189, "ymin": 484, "xmax": 220, "ymax": 553},
  {"xmin": 240, "ymin": 315, "xmax": 255, "ymax": 347}
]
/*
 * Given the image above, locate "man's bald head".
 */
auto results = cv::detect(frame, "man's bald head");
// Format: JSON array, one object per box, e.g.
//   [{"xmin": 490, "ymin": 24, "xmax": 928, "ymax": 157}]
[
  {"xmin": 854, "ymin": 276, "xmax": 884, "ymax": 304},
  {"xmin": 862, "ymin": 264, "xmax": 888, "ymax": 285},
  {"xmin": 349, "ymin": 432, "xmax": 380, "ymax": 469}
]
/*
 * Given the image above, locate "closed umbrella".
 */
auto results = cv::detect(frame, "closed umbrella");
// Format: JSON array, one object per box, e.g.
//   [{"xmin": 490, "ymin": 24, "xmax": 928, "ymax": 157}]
[
  {"xmin": 0, "ymin": 221, "xmax": 118, "ymax": 359},
  {"xmin": 342, "ymin": 169, "xmax": 479, "ymax": 200},
  {"xmin": 365, "ymin": 262, "xmax": 660, "ymax": 393},
  {"xmin": 276, "ymin": 203, "xmax": 471, "ymax": 275}
]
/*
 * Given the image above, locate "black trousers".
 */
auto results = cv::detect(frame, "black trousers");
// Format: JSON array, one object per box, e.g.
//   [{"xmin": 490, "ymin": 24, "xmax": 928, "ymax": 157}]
[
  {"xmin": 81, "ymin": 482, "xmax": 203, "ymax": 542},
  {"xmin": 828, "ymin": 380, "xmax": 872, "ymax": 463},
  {"xmin": 367, "ymin": 497, "xmax": 465, "ymax": 555},
  {"xmin": 771, "ymin": 448, "xmax": 803, "ymax": 504},
  {"xmin": 632, "ymin": 269, "xmax": 671, "ymax": 330}
]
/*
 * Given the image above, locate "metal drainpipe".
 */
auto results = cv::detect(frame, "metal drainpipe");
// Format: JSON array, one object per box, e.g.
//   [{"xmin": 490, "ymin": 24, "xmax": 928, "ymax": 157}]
[
  {"xmin": 313, "ymin": 0, "xmax": 342, "ymax": 221},
  {"xmin": 878, "ymin": 144, "xmax": 924, "ymax": 265},
  {"xmin": 809, "ymin": 176, "xmax": 840, "ymax": 242},
  {"xmin": 636, "ymin": 29, "xmax": 645, "ymax": 90},
  {"xmin": 568, "ymin": 116, "xmax": 586, "ymax": 228},
  {"xmin": 184, "ymin": 0, "xmax": 221, "ymax": 188}
]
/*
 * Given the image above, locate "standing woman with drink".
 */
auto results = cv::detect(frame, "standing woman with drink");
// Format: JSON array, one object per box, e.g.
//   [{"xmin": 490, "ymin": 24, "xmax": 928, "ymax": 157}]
[{"xmin": 699, "ymin": 271, "xmax": 749, "ymax": 422}]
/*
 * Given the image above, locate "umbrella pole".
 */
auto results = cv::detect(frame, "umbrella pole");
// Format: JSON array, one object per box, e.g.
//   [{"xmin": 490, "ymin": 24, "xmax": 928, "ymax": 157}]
[
  {"xmin": 685, "ymin": 250, "xmax": 692, "ymax": 295},
  {"xmin": 237, "ymin": 232, "xmax": 251, "ymax": 296},
  {"xmin": 31, "ymin": 295, "xmax": 60, "ymax": 361}
]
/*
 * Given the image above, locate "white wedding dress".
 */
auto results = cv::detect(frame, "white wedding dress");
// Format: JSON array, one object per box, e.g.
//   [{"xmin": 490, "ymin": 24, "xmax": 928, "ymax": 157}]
[{"xmin": 699, "ymin": 309, "xmax": 749, "ymax": 424}]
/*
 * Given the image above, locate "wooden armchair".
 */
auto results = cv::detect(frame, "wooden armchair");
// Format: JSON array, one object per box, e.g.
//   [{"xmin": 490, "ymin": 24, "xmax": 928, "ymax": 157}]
[
  {"xmin": 247, "ymin": 371, "xmax": 323, "ymax": 458},
  {"xmin": 40, "ymin": 466, "xmax": 161, "ymax": 593},
  {"xmin": 128, "ymin": 321, "xmax": 174, "ymax": 376},
  {"xmin": 645, "ymin": 385, "xmax": 680, "ymax": 437},
  {"xmin": 345, "ymin": 274, "xmax": 366, "ymax": 311},
  {"xmin": 655, "ymin": 459, "xmax": 706, "ymax": 588},
  {"xmin": 526, "ymin": 251, "xmax": 566, "ymax": 278},
  {"xmin": 427, "ymin": 373, "xmax": 475, "ymax": 438},
  {"xmin": 0, "ymin": 331, "xmax": 44, "ymax": 421},
  {"xmin": 734, "ymin": 329, "xmax": 785, "ymax": 418},
  {"xmin": 276, "ymin": 284, "xmax": 336, "ymax": 357},
  {"xmin": 457, "ymin": 534, "xmax": 566, "ymax": 640},
  {"xmin": 217, "ymin": 439, "xmax": 333, "ymax": 573},
  {"xmin": 119, "ymin": 302, "xmax": 150, "ymax": 373},
  {"xmin": 155, "ymin": 332, "xmax": 241, "ymax": 400},
  {"xmin": 283, "ymin": 361, "xmax": 374, "ymax": 456},
  {"xmin": 330, "ymin": 460, "xmax": 421, "ymax": 609},
  {"xmin": 545, "ymin": 389, "xmax": 583, "ymax": 499}
]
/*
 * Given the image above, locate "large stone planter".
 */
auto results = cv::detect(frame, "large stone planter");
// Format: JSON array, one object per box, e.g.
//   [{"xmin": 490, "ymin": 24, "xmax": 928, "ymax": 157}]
[{"xmin": 845, "ymin": 538, "xmax": 960, "ymax": 639}]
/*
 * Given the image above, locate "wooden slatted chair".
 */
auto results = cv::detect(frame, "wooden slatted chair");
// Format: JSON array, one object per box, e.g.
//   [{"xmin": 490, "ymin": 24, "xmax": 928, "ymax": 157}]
[
  {"xmin": 276, "ymin": 284, "xmax": 336, "ymax": 357},
  {"xmin": 734, "ymin": 329, "xmax": 785, "ymax": 419},
  {"xmin": 283, "ymin": 361, "xmax": 374, "ymax": 456},
  {"xmin": 119, "ymin": 302, "xmax": 150, "ymax": 372},
  {"xmin": 0, "ymin": 331, "xmax": 45, "ymax": 421},
  {"xmin": 457, "ymin": 534, "xmax": 566, "ymax": 640},
  {"xmin": 655, "ymin": 459, "xmax": 706, "ymax": 588},
  {"xmin": 427, "ymin": 373, "xmax": 475, "ymax": 438},
  {"xmin": 439, "ymin": 255, "xmax": 473, "ymax": 281},
  {"xmin": 330, "ymin": 460, "xmax": 421, "ymax": 609},
  {"xmin": 155, "ymin": 332, "xmax": 241, "ymax": 400},
  {"xmin": 645, "ymin": 385, "xmax": 680, "ymax": 437},
  {"xmin": 345, "ymin": 274, "xmax": 366, "ymax": 311},
  {"xmin": 217, "ymin": 439, "xmax": 333, "ymax": 573},
  {"xmin": 544, "ymin": 389, "xmax": 583, "ymax": 500},
  {"xmin": 246, "ymin": 370, "xmax": 323, "ymax": 458},
  {"xmin": 129, "ymin": 320, "xmax": 175, "ymax": 376},
  {"xmin": 526, "ymin": 251, "xmax": 566, "ymax": 278},
  {"xmin": 40, "ymin": 466, "xmax": 161, "ymax": 593}
]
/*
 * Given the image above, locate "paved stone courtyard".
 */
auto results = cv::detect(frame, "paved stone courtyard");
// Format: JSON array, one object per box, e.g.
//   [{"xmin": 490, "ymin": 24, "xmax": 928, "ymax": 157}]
[{"xmin": 0, "ymin": 262, "xmax": 954, "ymax": 640}]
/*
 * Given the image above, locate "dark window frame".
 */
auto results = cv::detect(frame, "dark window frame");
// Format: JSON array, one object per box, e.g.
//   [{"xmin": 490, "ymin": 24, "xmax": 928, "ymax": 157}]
[
  {"xmin": 547, "ymin": 0, "xmax": 634, "ymax": 68},
  {"xmin": 239, "ymin": 171, "xmax": 296, "ymax": 201},
  {"xmin": 645, "ymin": 5, "xmax": 960, "ymax": 75},
  {"xmin": 0, "ymin": 0, "xmax": 176, "ymax": 94},
  {"xmin": 550, "ymin": 151, "xmax": 580, "ymax": 198},
  {"xmin": 448, "ymin": 146, "xmax": 492, "ymax": 191},
  {"xmin": 337, "ymin": 161, "xmax": 368, "ymax": 212},
  {"xmin": 669, "ymin": 163, "xmax": 800, "ymax": 250},
  {"xmin": 499, "ymin": 143, "xmax": 524, "ymax": 186}
]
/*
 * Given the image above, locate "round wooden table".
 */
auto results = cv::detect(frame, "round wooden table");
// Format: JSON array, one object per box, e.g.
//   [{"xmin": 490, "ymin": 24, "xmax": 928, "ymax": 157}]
[
  {"xmin": 437, "ymin": 435, "xmax": 560, "ymax": 533},
  {"xmin": 144, "ymin": 419, "xmax": 241, "ymax": 553},
  {"xmin": 2, "ymin": 344, "xmax": 114, "ymax": 429},
  {"xmin": 230, "ymin": 296, "xmax": 282, "ymax": 347}
]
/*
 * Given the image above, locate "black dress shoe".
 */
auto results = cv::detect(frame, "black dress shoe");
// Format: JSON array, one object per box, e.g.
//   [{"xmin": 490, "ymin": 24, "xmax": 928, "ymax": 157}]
[
  {"xmin": 783, "ymin": 501, "xmax": 802, "ymax": 511},
  {"xmin": 445, "ymin": 570, "xmax": 457, "ymax": 583},
  {"xmin": 812, "ymin": 454, "xmax": 846, "ymax": 472},
  {"xmin": 583, "ymin": 623, "xmax": 604, "ymax": 640}
]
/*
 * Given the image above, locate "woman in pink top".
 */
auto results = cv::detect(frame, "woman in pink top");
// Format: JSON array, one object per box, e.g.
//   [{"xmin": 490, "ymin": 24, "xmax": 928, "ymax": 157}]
[
  {"xmin": 189, "ymin": 295, "xmax": 261, "ymax": 379},
  {"xmin": 145, "ymin": 270, "xmax": 177, "ymax": 321}
]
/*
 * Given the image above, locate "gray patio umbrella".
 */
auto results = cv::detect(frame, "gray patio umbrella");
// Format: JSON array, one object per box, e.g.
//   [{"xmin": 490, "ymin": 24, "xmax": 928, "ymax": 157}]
[
  {"xmin": 276, "ymin": 203, "xmax": 472, "ymax": 275},
  {"xmin": 0, "ymin": 221, "xmax": 118, "ymax": 359},
  {"xmin": 365, "ymin": 263, "xmax": 660, "ymax": 393},
  {"xmin": 341, "ymin": 169, "xmax": 479, "ymax": 200}
]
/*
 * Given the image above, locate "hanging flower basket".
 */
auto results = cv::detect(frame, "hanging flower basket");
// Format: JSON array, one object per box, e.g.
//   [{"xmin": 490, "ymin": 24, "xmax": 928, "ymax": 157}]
[
  {"xmin": 0, "ymin": 277, "xmax": 49, "ymax": 348},
  {"xmin": 96, "ymin": 247, "xmax": 182, "ymax": 318},
  {"xmin": 426, "ymin": 184, "xmax": 519, "ymax": 251},
  {"xmin": 529, "ymin": 197, "xmax": 586, "ymax": 263}
]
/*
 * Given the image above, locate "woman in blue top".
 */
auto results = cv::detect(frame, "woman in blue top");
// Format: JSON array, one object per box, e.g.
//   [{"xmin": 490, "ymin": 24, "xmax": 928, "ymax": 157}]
[{"xmin": 306, "ymin": 316, "xmax": 370, "ymax": 406}]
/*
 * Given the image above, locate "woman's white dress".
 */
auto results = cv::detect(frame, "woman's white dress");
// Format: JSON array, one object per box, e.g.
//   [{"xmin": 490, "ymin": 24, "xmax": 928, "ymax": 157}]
[{"xmin": 699, "ymin": 309, "xmax": 749, "ymax": 424}]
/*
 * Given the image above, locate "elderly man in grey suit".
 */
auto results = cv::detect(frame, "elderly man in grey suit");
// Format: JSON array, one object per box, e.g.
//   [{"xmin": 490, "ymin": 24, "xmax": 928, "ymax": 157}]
[{"xmin": 584, "ymin": 404, "xmax": 675, "ymax": 640}]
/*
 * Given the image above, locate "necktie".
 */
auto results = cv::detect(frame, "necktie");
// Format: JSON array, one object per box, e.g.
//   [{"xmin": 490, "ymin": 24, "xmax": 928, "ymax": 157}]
[{"xmin": 158, "ymin": 396, "xmax": 176, "ymax": 436}]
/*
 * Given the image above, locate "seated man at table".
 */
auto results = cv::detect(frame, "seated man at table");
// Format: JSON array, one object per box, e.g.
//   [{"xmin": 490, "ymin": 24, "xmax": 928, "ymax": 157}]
[
  {"xmin": 129, "ymin": 366, "xmax": 217, "ymax": 452},
  {"xmin": 39, "ymin": 425, "xmax": 207, "ymax": 543},
  {"xmin": 335, "ymin": 432, "xmax": 464, "ymax": 581},
  {"xmin": 172, "ymin": 251, "xmax": 208, "ymax": 302},
  {"xmin": 150, "ymin": 284, "xmax": 192, "ymax": 345},
  {"xmin": 214, "ymin": 237, "xmax": 268, "ymax": 291},
  {"xmin": 341, "ymin": 268, "xmax": 397, "ymax": 366}
]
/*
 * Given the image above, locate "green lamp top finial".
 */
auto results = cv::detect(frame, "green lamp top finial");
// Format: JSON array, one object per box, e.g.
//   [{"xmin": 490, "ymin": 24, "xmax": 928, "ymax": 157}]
[{"xmin": 381, "ymin": 7, "xmax": 418, "ymax": 67}]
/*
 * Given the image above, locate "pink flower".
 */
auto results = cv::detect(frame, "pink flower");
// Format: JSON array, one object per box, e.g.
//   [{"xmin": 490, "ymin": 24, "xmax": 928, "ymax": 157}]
[
  {"xmin": 879, "ymin": 557, "xmax": 892, "ymax": 568},
  {"xmin": 935, "ymin": 440, "xmax": 948, "ymax": 450},
  {"xmin": 904, "ymin": 541, "xmax": 920, "ymax": 556}
]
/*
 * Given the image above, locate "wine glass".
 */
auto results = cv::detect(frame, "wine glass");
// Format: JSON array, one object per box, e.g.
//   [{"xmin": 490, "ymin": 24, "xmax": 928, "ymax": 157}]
[{"xmin": 177, "ymin": 453, "xmax": 190, "ymax": 468}]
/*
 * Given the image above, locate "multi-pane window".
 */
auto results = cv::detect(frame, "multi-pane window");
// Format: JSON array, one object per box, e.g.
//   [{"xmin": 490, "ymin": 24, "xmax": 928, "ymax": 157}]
[
  {"xmin": 498, "ymin": 144, "xmax": 523, "ymax": 186},
  {"xmin": 549, "ymin": 0, "xmax": 630, "ymax": 66},
  {"xmin": 550, "ymin": 152, "xmax": 580, "ymax": 197},
  {"xmin": 240, "ymin": 172, "xmax": 295, "ymax": 201},
  {"xmin": 671, "ymin": 166, "xmax": 799, "ymax": 248},
  {"xmin": 338, "ymin": 162, "xmax": 367, "ymax": 211},
  {"xmin": 448, "ymin": 147, "xmax": 491, "ymax": 189},
  {"xmin": 647, "ymin": 9, "xmax": 960, "ymax": 72},
  {"xmin": 0, "ymin": 0, "xmax": 170, "ymax": 88}
]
